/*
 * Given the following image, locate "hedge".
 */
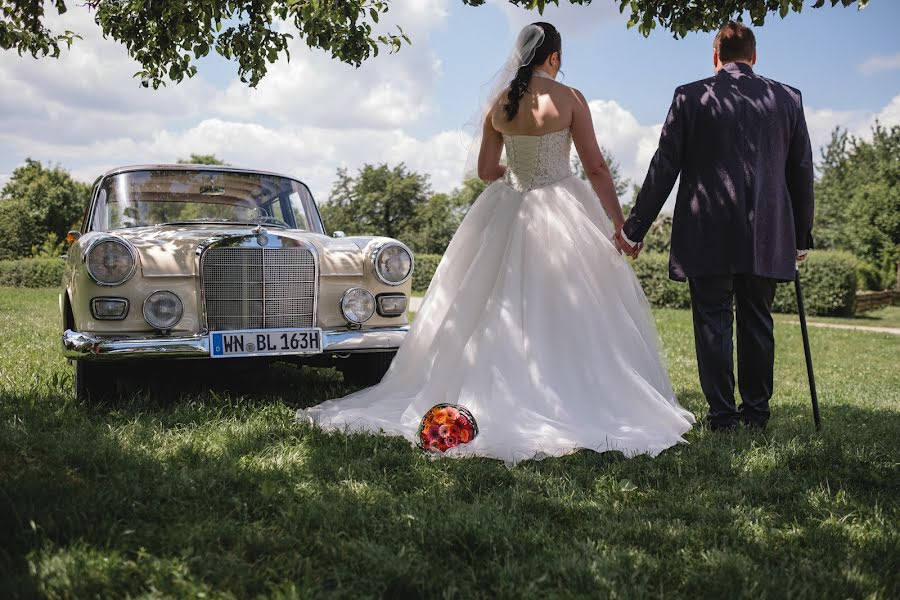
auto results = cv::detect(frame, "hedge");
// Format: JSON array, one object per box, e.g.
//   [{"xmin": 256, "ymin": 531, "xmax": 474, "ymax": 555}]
[
  {"xmin": 630, "ymin": 251, "xmax": 858, "ymax": 317},
  {"xmin": 413, "ymin": 250, "xmax": 858, "ymax": 318},
  {"xmin": 0, "ymin": 250, "xmax": 861, "ymax": 317},
  {"xmin": 413, "ymin": 254, "xmax": 442, "ymax": 292},
  {"xmin": 630, "ymin": 252, "xmax": 692, "ymax": 309},
  {"xmin": 0, "ymin": 257, "xmax": 66, "ymax": 288},
  {"xmin": 772, "ymin": 250, "xmax": 857, "ymax": 317}
]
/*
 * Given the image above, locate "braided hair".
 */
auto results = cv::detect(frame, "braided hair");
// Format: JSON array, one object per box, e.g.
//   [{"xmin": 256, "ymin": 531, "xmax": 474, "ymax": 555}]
[{"xmin": 503, "ymin": 22, "xmax": 562, "ymax": 122}]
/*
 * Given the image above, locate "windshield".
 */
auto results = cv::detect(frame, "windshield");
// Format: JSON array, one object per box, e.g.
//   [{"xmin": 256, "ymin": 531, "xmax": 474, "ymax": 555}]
[{"xmin": 89, "ymin": 169, "xmax": 321, "ymax": 232}]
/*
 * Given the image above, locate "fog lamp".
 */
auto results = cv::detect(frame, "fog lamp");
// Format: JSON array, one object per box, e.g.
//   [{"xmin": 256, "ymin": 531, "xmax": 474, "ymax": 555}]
[
  {"xmin": 91, "ymin": 297, "xmax": 129, "ymax": 320},
  {"xmin": 376, "ymin": 294, "xmax": 407, "ymax": 317}
]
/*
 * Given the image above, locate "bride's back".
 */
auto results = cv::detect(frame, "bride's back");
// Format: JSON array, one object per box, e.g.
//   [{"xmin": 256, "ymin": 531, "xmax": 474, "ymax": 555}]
[{"xmin": 490, "ymin": 77, "xmax": 577, "ymax": 137}]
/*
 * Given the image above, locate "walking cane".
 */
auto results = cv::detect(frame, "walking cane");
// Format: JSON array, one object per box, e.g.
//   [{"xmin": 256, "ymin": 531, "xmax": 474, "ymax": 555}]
[{"xmin": 794, "ymin": 267, "xmax": 822, "ymax": 430}]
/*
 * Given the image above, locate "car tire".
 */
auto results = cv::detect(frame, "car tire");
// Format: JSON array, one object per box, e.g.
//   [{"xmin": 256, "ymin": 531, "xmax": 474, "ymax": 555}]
[
  {"xmin": 338, "ymin": 351, "xmax": 397, "ymax": 387},
  {"xmin": 74, "ymin": 360, "xmax": 119, "ymax": 402}
]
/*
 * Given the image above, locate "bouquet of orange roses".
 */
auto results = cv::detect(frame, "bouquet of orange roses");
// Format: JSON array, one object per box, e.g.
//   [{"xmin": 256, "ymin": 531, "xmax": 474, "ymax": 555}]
[{"xmin": 417, "ymin": 404, "xmax": 478, "ymax": 453}]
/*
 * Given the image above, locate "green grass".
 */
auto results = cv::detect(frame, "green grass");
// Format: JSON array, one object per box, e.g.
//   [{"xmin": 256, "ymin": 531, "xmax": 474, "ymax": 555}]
[
  {"xmin": 775, "ymin": 305, "xmax": 900, "ymax": 330},
  {"xmin": 1, "ymin": 288, "xmax": 898, "ymax": 598}
]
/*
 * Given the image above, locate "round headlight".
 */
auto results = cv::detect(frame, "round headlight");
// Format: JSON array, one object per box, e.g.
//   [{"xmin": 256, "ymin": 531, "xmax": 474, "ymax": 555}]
[
  {"xmin": 86, "ymin": 238, "xmax": 136, "ymax": 286},
  {"xmin": 340, "ymin": 288, "xmax": 375, "ymax": 324},
  {"xmin": 374, "ymin": 243, "xmax": 413, "ymax": 285},
  {"xmin": 143, "ymin": 291, "xmax": 183, "ymax": 330}
]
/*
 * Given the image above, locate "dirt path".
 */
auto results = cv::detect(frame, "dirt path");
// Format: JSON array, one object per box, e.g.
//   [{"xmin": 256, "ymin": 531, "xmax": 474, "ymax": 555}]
[{"xmin": 784, "ymin": 320, "xmax": 900, "ymax": 336}]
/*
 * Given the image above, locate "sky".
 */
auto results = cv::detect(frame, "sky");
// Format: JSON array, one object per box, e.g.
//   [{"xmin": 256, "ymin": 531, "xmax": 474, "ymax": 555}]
[{"xmin": 1, "ymin": 0, "xmax": 898, "ymax": 206}]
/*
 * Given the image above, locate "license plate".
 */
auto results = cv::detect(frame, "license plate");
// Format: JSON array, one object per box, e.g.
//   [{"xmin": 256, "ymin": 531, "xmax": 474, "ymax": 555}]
[{"xmin": 209, "ymin": 328, "xmax": 323, "ymax": 358}]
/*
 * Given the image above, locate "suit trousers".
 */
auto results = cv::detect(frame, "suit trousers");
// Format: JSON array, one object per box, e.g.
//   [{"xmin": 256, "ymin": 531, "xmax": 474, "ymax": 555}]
[{"xmin": 687, "ymin": 275, "xmax": 778, "ymax": 428}]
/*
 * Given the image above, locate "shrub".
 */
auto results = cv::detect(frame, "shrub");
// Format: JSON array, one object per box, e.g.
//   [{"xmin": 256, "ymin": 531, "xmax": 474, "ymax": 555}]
[
  {"xmin": 0, "ymin": 257, "xmax": 66, "ymax": 288},
  {"xmin": 772, "ymin": 250, "xmax": 857, "ymax": 317},
  {"xmin": 412, "ymin": 254, "xmax": 442, "ymax": 292},
  {"xmin": 411, "ymin": 250, "xmax": 858, "ymax": 318},
  {"xmin": 0, "ymin": 159, "xmax": 89, "ymax": 260},
  {"xmin": 855, "ymin": 260, "xmax": 886, "ymax": 291},
  {"xmin": 630, "ymin": 252, "xmax": 691, "ymax": 309}
]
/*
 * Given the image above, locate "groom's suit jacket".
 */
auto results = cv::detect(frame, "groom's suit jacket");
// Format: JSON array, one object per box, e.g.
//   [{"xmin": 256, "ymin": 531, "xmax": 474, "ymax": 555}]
[{"xmin": 623, "ymin": 62, "xmax": 814, "ymax": 282}]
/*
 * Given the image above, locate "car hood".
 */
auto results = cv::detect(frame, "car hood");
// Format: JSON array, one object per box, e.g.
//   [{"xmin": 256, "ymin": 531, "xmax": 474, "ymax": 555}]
[{"xmin": 108, "ymin": 225, "xmax": 378, "ymax": 277}]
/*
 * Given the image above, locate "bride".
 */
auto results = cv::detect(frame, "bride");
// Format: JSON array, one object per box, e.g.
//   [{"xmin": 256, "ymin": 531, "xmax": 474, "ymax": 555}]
[{"xmin": 298, "ymin": 22, "xmax": 695, "ymax": 463}]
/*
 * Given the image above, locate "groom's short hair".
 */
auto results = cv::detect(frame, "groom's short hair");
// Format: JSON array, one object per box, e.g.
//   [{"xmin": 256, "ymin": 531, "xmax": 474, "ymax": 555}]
[{"xmin": 714, "ymin": 21, "xmax": 756, "ymax": 63}]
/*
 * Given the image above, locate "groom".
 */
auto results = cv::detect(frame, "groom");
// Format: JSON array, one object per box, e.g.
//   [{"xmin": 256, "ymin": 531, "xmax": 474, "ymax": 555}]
[{"xmin": 616, "ymin": 21, "xmax": 814, "ymax": 431}]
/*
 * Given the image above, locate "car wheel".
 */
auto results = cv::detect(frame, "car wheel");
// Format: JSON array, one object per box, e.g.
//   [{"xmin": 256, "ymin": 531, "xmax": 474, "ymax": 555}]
[
  {"xmin": 74, "ymin": 360, "xmax": 119, "ymax": 402},
  {"xmin": 338, "ymin": 351, "xmax": 397, "ymax": 387}
]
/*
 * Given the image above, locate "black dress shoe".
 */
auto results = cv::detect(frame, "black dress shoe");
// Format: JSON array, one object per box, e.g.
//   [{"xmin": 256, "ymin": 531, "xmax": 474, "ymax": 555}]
[
  {"xmin": 740, "ymin": 419, "xmax": 767, "ymax": 431},
  {"xmin": 710, "ymin": 422, "xmax": 740, "ymax": 432}
]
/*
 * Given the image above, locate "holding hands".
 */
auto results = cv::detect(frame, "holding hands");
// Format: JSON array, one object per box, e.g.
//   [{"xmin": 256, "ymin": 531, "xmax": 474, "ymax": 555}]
[{"xmin": 613, "ymin": 226, "xmax": 643, "ymax": 259}]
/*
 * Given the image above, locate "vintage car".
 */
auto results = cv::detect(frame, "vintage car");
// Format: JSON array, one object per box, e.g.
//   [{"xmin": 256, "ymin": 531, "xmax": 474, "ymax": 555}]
[{"xmin": 61, "ymin": 164, "xmax": 413, "ymax": 400}]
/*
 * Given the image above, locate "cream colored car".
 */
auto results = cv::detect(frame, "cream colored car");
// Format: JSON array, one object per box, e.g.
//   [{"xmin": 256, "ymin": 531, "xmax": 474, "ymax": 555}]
[{"xmin": 61, "ymin": 165, "xmax": 412, "ymax": 400}]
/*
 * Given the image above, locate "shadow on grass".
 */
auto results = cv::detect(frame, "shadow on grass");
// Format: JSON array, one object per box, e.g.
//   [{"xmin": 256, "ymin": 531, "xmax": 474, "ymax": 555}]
[
  {"xmin": 1, "ymin": 364, "xmax": 898, "ymax": 598},
  {"xmin": 106, "ymin": 360, "xmax": 358, "ymax": 407}
]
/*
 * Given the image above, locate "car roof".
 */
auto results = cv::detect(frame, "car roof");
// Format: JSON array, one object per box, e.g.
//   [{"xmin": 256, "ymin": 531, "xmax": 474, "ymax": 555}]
[{"xmin": 100, "ymin": 164, "xmax": 301, "ymax": 181}]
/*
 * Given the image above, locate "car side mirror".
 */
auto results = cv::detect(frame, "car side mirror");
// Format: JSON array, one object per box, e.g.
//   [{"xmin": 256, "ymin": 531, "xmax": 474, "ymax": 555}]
[
  {"xmin": 333, "ymin": 230, "xmax": 346, "ymax": 238},
  {"xmin": 66, "ymin": 230, "xmax": 81, "ymax": 245}
]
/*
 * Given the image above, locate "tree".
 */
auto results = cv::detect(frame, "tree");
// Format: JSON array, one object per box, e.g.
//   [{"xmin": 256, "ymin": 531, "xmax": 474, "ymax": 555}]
[
  {"xmin": 450, "ymin": 176, "xmax": 488, "ymax": 209},
  {"xmin": 403, "ymin": 176, "xmax": 486, "ymax": 254},
  {"xmin": 2, "ymin": 1, "xmax": 865, "ymax": 89},
  {"xmin": 405, "ymin": 193, "xmax": 462, "ymax": 255},
  {"xmin": 0, "ymin": 159, "xmax": 90, "ymax": 260},
  {"xmin": 468, "ymin": 1, "xmax": 869, "ymax": 36},
  {"xmin": 320, "ymin": 164, "xmax": 430, "ymax": 242},
  {"xmin": 814, "ymin": 123, "xmax": 899, "ymax": 289},
  {"xmin": 176, "ymin": 154, "xmax": 228, "ymax": 165},
  {"xmin": 1, "ymin": 0, "xmax": 408, "ymax": 88},
  {"xmin": 572, "ymin": 147, "xmax": 630, "ymax": 198}
]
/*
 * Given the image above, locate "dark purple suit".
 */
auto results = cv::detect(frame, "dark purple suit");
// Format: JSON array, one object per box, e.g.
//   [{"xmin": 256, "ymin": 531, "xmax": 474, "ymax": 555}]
[{"xmin": 624, "ymin": 62, "xmax": 815, "ymax": 429}]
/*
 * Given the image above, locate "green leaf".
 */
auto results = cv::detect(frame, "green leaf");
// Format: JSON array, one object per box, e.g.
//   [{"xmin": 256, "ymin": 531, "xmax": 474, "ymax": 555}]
[{"xmin": 0, "ymin": 0, "xmax": 869, "ymax": 89}]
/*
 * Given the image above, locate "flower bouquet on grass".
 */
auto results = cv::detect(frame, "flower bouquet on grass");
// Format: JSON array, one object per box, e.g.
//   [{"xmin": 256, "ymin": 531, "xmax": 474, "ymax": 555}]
[{"xmin": 417, "ymin": 404, "xmax": 478, "ymax": 454}]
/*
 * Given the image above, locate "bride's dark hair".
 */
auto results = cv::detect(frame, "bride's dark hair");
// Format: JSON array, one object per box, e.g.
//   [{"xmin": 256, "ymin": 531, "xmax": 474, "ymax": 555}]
[{"xmin": 504, "ymin": 22, "xmax": 561, "ymax": 122}]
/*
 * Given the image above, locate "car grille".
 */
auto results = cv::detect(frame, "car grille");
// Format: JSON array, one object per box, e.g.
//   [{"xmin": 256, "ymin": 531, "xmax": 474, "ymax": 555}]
[{"xmin": 201, "ymin": 246, "xmax": 316, "ymax": 331}]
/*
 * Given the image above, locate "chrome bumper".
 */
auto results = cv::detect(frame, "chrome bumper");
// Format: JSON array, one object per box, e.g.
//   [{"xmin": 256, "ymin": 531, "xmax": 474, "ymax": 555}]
[{"xmin": 62, "ymin": 326, "xmax": 409, "ymax": 360}]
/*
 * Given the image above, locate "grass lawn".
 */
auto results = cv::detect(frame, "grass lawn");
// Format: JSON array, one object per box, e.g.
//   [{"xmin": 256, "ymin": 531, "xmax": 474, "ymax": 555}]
[
  {"xmin": 1, "ymin": 287, "xmax": 898, "ymax": 598},
  {"xmin": 774, "ymin": 305, "xmax": 900, "ymax": 330}
]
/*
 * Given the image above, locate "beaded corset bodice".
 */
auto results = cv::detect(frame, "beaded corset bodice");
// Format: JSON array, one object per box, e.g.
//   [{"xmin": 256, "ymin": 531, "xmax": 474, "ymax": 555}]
[{"xmin": 502, "ymin": 128, "xmax": 573, "ymax": 193}]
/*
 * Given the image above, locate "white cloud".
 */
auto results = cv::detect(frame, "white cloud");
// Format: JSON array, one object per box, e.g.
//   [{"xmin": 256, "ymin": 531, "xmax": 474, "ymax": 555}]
[
  {"xmin": 858, "ymin": 52, "xmax": 900, "ymax": 75},
  {"xmin": 0, "ymin": 119, "xmax": 470, "ymax": 199},
  {"xmin": 874, "ymin": 93, "xmax": 900, "ymax": 126},
  {"xmin": 804, "ymin": 93, "xmax": 900, "ymax": 156},
  {"xmin": 582, "ymin": 93, "xmax": 900, "ymax": 210},
  {"xmin": 0, "ymin": 0, "xmax": 461, "ymax": 200},
  {"xmin": 213, "ymin": 43, "xmax": 442, "ymax": 129},
  {"xmin": 585, "ymin": 99, "xmax": 661, "ymax": 196},
  {"xmin": 214, "ymin": 0, "xmax": 448, "ymax": 129},
  {"xmin": 803, "ymin": 107, "xmax": 870, "ymax": 154},
  {"xmin": 0, "ymin": 5, "xmax": 216, "ymax": 146},
  {"xmin": 1, "ymin": 0, "xmax": 897, "ymax": 217}
]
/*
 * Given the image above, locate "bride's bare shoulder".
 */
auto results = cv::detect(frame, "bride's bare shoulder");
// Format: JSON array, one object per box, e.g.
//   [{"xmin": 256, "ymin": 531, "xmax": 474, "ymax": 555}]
[
  {"xmin": 559, "ymin": 85, "xmax": 590, "ymax": 111},
  {"xmin": 556, "ymin": 83, "xmax": 585, "ymax": 101}
]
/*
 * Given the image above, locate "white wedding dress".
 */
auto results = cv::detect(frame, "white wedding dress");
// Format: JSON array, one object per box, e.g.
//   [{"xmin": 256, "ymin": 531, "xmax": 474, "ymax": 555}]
[{"xmin": 298, "ymin": 128, "xmax": 695, "ymax": 463}]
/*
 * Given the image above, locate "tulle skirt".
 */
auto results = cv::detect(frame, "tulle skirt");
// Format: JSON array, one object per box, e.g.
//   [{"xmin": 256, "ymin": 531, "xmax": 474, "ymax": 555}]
[{"xmin": 297, "ymin": 175, "xmax": 695, "ymax": 463}]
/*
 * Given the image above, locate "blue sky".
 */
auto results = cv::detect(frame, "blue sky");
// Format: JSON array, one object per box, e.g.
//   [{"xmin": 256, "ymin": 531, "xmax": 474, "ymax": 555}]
[
  {"xmin": 427, "ymin": 0, "xmax": 899, "ymax": 129},
  {"xmin": 1, "ymin": 0, "xmax": 897, "ymax": 203}
]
